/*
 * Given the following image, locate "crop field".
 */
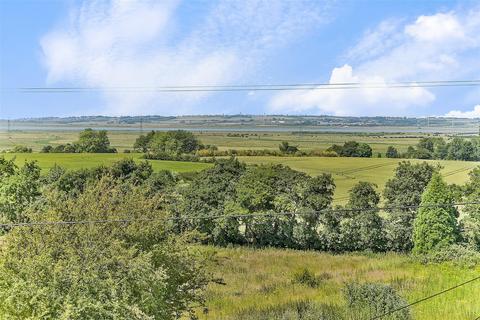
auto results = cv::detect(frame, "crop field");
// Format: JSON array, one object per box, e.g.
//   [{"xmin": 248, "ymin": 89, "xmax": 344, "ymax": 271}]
[
  {"xmin": 198, "ymin": 247, "xmax": 480, "ymax": 320},
  {"xmin": 0, "ymin": 129, "xmax": 425, "ymax": 154},
  {"xmin": 236, "ymin": 156, "xmax": 479, "ymax": 203},
  {"xmin": 1, "ymin": 153, "xmax": 211, "ymax": 173}
]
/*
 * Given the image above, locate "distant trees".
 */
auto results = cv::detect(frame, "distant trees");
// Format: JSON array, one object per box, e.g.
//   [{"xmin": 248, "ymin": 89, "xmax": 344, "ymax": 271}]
[
  {"xmin": 403, "ymin": 136, "xmax": 480, "ymax": 161},
  {"xmin": 385, "ymin": 146, "xmax": 399, "ymax": 158},
  {"xmin": 41, "ymin": 128, "xmax": 116, "ymax": 153},
  {"xmin": 327, "ymin": 141, "xmax": 372, "ymax": 158},
  {"xmin": 134, "ymin": 130, "xmax": 200, "ymax": 155},
  {"xmin": 413, "ymin": 174, "xmax": 459, "ymax": 254},
  {"xmin": 279, "ymin": 141, "xmax": 299, "ymax": 154}
]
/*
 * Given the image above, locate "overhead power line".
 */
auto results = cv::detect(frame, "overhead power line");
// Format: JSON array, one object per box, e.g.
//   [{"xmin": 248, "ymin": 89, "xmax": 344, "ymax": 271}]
[
  {"xmin": 1, "ymin": 201, "xmax": 479, "ymax": 229},
  {"xmin": 6, "ymin": 79, "xmax": 480, "ymax": 93},
  {"xmin": 370, "ymin": 274, "xmax": 480, "ymax": 319}
]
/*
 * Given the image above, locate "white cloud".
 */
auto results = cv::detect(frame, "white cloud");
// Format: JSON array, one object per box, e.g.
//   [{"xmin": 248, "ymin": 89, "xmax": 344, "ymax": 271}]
[
  {"xmin": 270, "ymin": 64, "xmax": 435, "ymax": 116},
  {"xmin": 270, "ymin": 8, "xmax": 480, "ymax": 116},
  {"xmin": 445, "ymin": 105, "xmax": 480, "ymax": 118},
  {"xmin": 405, "ymin": 13, "xmax": 465, "ymax": 43},
  {"xmin": 41, "ymin": 0, "xmax": 330, "ymax": 115}
]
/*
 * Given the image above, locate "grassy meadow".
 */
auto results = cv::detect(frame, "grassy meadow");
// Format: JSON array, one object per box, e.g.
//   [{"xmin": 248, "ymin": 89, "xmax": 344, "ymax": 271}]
[
  {"xmin": 236, "ymin": 156, "xmax": 480, "ymax": 203},
  {"xmin": 198, "ymin": 246, "xmax": 480, "ymax": 320},
  {"xmin": 1, "ymin": 153, "xmax": 211, "ymax": 173}
]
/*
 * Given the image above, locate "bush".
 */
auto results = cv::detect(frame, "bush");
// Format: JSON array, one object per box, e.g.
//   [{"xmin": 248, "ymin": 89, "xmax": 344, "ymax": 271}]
[
  {"xmin": 5, "ymin": 145, "xmax": 33, "ymax": 153},
  {"xmin": 416, "ymin": 244, "xmax": 480, "ymax": 267},
  {"xmin": 0, "ymin": 178, "xmax": 211, "ymax": 319},
  {"xmin": 231, "ymin": 300, "xmax": 344, "ymax": 320},
  {"xmin": 292, "ymin": 269, "xmax": 330, "ymax": 288},
  {"xmin": 344, "ymin": 282, "xmax": 411, "ymax": 320}
]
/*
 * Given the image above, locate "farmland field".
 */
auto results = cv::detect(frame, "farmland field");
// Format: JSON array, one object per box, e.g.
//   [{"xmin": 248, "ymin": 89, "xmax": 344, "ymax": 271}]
[
  {"xmin": 1, "ymin": 153, "xmax": 211, "ymax": 173},
  {"xmin": 0, "ymin": 129, "xmax": 425, "ymax": 154},
  {"xmin": 198, "ymin": 246, "xmax": 480, "ymax": 320},
  {"xmin": 236, "ymin": 156, "xmax": 480, "ymax": 203}
]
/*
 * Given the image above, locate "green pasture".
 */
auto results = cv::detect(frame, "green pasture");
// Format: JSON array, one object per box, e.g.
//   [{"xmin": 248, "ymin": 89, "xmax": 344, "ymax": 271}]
[
  {"xmin": 198, "ymin": 246, "xmax": 480, "ymax": 320},
  {"xmin": 236, "ymin": 156, "xmax": 479, "ymax": 203},
  {"xmin": 2, "ymin": 153, "xmax": 211, "ymax": 173}
]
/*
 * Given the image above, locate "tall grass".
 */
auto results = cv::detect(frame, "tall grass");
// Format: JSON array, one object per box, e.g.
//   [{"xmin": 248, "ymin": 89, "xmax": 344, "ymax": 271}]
[{"xmin": 197, "ymin": 246, "xmax": 480, "ymax": 320}]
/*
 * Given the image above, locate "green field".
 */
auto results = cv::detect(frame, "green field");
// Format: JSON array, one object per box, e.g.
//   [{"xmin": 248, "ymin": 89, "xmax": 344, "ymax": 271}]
[
  {"xmin": 237, "ymin": 156, "xmax": 479, "ymax": 203},
  {"xmin": 2, "ymin": 153, "xmax": 211, "ymax": 173},
  {"xmin": 199, "ymin": 246, "xmax": 480, "ymax": 320},
  {"xmin": 4, "ymin": 153, "xmax": 478, "ymax": 203},
  {"xmin": 1, "ymin": 129, "xmax": 424, "ymax": 154}
]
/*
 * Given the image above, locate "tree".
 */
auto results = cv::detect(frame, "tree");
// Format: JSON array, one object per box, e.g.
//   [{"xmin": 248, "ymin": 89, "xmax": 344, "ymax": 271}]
[
  {"xmin": 356, "ymin": 143, "xmax": 373, "ymax": 158},
  {"xmin": 340, "ymin": 141, "xmax": 360, "ymax": 157},
  {"xmin": 0, "ymin": 158, "xmax": 41, "ymax": 224},
  {"xmin": 148, "ymin": 130, "xmax": 200, "ymax": 155},
  {"xmin": 133, "ymin": 130, "xmax": 156, "ymax": 152},
  {"xmin": 0, "ymin": 178, "xmax": 210, "ymax": 319},
  {"xmin": 181, "ymin": 157, "xmax": 246, "ymax": 242},
  {"xmin": 235, "ymin": 164, "xmax": 307, "ymax": 247},
  {"xmin": 433, "ymin": 138, "xmax": 448, "ymax": 159},
  {"xmin": 417, "ymin": 137, "xmax": 436, "ymax": 152},
  {"xmin": 383, "ymin": 161, "xmax": 438, "ymax": 251},
  {"xmin": 386, "ymin": 146, "xmax": 399, "ymax": 158},
  {"xmin": 76, "ymin": 128, "xmax": 116, "ymax": 153},
  {"xmin": 295, "ymin": 174, "xmax": 336, "ymax": 249},
  {"xmin": 339, "ymin": 182, "xmax": 385, "ymax": 252},
  {"xmin": 457, "ymin": 167, "xmax": 480, "ymax": 250},
  {"xmin": 279, "ymin": 141, "xmax": 299, "ymax": 154},
  {"xmin": 413, "ymin": 174, "xmax": 459, "ymax": 254},
  {"xmin": 328, "ymin": 141, "xmax": 372, "ymax": 158}
]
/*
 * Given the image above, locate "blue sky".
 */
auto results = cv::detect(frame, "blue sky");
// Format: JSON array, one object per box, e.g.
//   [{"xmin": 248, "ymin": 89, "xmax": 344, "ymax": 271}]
[{"xmin": 1, "ymin": 0, "xmax": 480, "ymax": 119}]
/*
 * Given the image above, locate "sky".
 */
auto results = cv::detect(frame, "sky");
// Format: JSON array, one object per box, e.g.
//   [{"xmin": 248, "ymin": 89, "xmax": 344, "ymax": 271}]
[{"xmin": 1, "ymin": 0, "xmax": 480, "ymax": 119}]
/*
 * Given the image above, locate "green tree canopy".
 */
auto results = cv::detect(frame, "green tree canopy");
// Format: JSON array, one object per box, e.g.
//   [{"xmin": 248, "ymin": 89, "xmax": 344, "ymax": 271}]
[
  {"xmin": 76, "ymin": 128, "xmax": 116, "ymax": 153},
  {"xmin": 139, "ymin": 130, "xmax": 200, "ymax": 155},
  {"xmin": 385, "ymin": 146, "xmax": 399, "ymax": 158},
  {"xmin": 0, "ymin": 177, "xmax": 210, "ymax": 319},
  {"xmin": 383, "ymin": 161, "xmax": 438, "ymax": 251},
  {"xmin": 413, "ymin": 174, "xmax": 459, "ymax": 254},
  {"xmin": 0, "ymin": 158, "xmax": 41, "ymax": 224}
]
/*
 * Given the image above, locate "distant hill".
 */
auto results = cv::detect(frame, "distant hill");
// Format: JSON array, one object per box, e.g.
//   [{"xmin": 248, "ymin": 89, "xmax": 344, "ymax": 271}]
[{"xmin": 3, "ymin": 114, "xmax": 478, "ymax": 128}]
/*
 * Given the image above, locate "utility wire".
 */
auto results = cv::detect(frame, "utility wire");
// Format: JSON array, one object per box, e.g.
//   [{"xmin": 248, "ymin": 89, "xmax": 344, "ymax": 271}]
[
  {"xmin": 1, "ymin": 201, "xmax": 479, "ymax": 229},
  {"xmin": 6, "ymin": 79, "xmax": 480, "ymax": 93},
  {"xmin": 370, "ymin": 274, "xmax": 480, "ymax": 319}
]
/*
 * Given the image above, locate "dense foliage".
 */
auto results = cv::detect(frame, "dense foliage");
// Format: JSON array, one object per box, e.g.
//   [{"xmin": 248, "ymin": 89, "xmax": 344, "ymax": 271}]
[
  {"xmin": 134, "ymin": 130, "xmax": 201, "ymax": 155},
  {"xmin": 413, "ymin": 174, "xmax": 459, "ymax": 254},
  {"xmin": 41, "ymin": 128, "xmax": 117, "ymax": 153},
  {"xmin": 327, "ymin": 141, "xmax": 373, "ymax": 158},
  {"xmin": 0, "ymin": 158, "xmax": 210, "ymax": 319},
  {"xmin": 383, "ymin": 161, "xmax": 438, "ymax": 251}
]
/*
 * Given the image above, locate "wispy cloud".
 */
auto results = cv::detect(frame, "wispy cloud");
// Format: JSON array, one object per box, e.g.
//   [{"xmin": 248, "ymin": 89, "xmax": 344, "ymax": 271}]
[
  {"xmin": 40, "ymin": 0, "xmax": 331, "ymax": 115},
  {"xmin": 270, "ymin": 7, "xmax": 480, "ymax": 116}
]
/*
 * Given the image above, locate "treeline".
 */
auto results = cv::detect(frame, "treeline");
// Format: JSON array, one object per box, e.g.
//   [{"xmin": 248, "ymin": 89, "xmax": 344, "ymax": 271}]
[
  {"xmin": 41, "ymin": 128, "xmax": 117, "ymax": 153},
  {"xmin": 177, "ymin": 159, "xmax": 480, "ymax": 255},
  {"xmin": 4, "ymin": 155, "xmax": 479, "ymax": 255},
  {"xmin": 387, "ymin": 136, "xmax": 480, "ymax": 161}
]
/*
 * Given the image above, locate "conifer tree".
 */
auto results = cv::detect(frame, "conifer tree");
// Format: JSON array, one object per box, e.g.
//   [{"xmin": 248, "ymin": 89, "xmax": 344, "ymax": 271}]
[{"xmin": 413, "ymin": 174, "xmax": 459, "ymax": 254}]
